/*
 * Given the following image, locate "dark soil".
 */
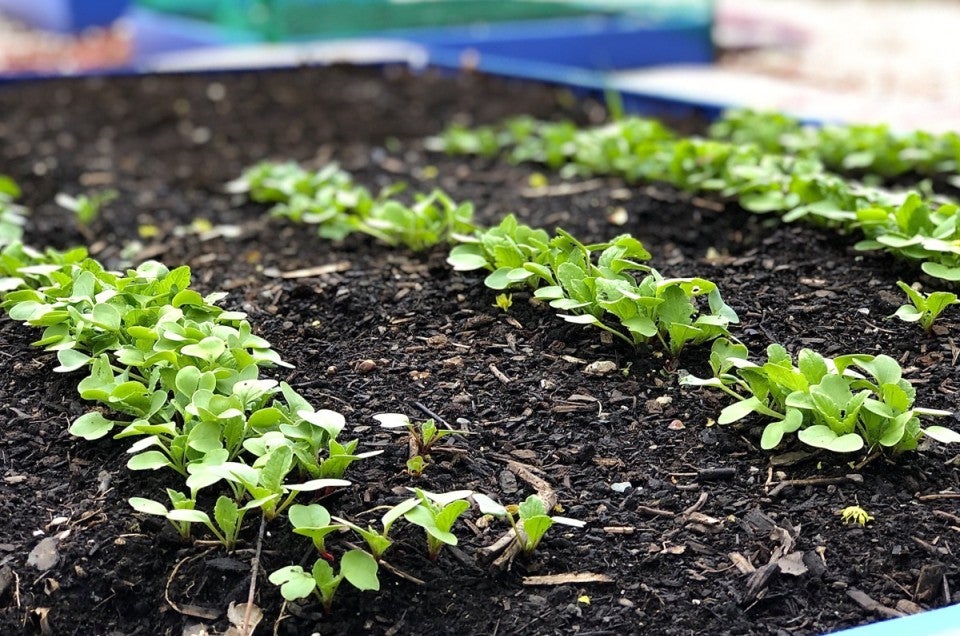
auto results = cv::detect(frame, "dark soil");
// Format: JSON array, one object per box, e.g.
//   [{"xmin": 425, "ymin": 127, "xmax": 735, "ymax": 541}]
[{"xmin": 0, "ymin": 65, "xmax": 958, "ymax": 636}]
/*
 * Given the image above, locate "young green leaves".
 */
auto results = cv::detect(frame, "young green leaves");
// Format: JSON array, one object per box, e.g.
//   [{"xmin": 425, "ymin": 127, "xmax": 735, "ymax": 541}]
[
  {"xmin": 450, "ymin": 216, "xmax": 737, "ymax": 355},
  {"xmin": 269, "ymin": 550, "xmax": 380, "ymax": 613},
  {"xmin": 890, "ymin": 281, "xmax": 957, "ymax": 331},
  {"xmin": 682, "ymin": 339, "xmax": 958, "ymax": 454},
  {"xmin": 436, "ymin": 115, "xmax": 960, "ymax": 283},
  {"xmin": 231, "ymin": 161, "xmax": 475, "ymax": 250},
  {"xmin": 55, "ymin": 189, "xmax": 117, "ymax": 226},
  {"xmin": 402, "ymin": 489, "xmax": 473, "ymax": 561},
  {"xmin": 473, "ymin": 493, "xmax": 585, "ymax": 555}
]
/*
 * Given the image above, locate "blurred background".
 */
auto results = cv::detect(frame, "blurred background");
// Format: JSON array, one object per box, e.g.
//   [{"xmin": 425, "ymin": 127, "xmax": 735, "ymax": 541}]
[{"xmin": 0, "ymin": 0, "xmax": 958, "ymax": 130}]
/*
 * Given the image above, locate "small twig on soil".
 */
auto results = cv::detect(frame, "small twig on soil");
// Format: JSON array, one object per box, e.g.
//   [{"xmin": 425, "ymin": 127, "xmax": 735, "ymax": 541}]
[
  {"xmin": 636, "ymin": 505, "xmax": 676, "ymax": 518},
  {"xmin": 932, "ymin": 509, "xmax": 960, "ymax": 523},
  {"xmin": 681, "ymin": 492, "xmax": 709, "ymax": 517},
  {"xmin": 520, "ymin": 178, "xmax": 606, "ymax": 198},
  {"xmin": 917, "ymin": 492, "xmax": 960, "ymax": 501},
  {"xmin": 488, "ymin": 364, "xmax": 513, "ymax": 385},
  {"xmin": 480, "ymin": 460, "xmax": 557, "ymax": 568},
  {"xmin": 240, "ymin": 515, "xmax": 267, "ymax": 636},
  {"xmin": 272, "ymin": 600, "xmax": 289, "ymax": 636},
  {"xmin": 846, "ymin": 588, "xmax": 904, "ymax": 619},
  {"xmin": 603, "ymin": 526, "xmax": 635, "ymax": 534},
  {"xmin": 165, "ymin": 548, "xmax": 217, "ymax": 618},
  {"xmin": 768, "ymin": 474, "xmax": 862, "ymax": 497},
  {"xmin": 411, "ymin": 401, "xmax": 449, "ymax": 428},
  {"xmin": 522, "ymin": 572, "xmax": 614, "ymax": 586},
  {"xmin": 853, "ymin": 451, "xmax": 882, "ymax": 471}
]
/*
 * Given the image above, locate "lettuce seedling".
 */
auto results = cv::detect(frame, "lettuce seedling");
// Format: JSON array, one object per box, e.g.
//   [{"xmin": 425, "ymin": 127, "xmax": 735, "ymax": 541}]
[
  {"xmin": 401, "ymin": 488, "xmax": 473, "ymax": 560},
  {"xmin": 446, "ymin": 214, "xmax": 553, "ymax": 291},
  {"xmin": 473, "ymin": 493, "xmax": 585, "ymax": 555},
  {"xmin": 269, "ymin": 550, "xmax": 379, "ymax": 613},
  {"xmin": 890, "ymin": 281, "xmax": 958, "ymax": 331},
  {"xmin": 356, "ymin": 190, "xmax": 476, "ymax": 251},
  {"xmin": 287, "ymin": 504, "xmax": 344, "ymax": 560},
  {"xmin": 682, "ymin": 339, "xmax": 959, "ymax": 455},
  {"xmin": 333, "ymin": 497, "xmax": 421, "ymax": 561},
  {"xmin": 0, "ymin": 175, "xmax": 27, "ymax": 247},
  {"xmin": 374, "ymin": 413, "xmax": 465, "ymax": 458},
  {"xmin": 55, "ymin": 189, "xmax": 117, "ymax": 226},
  {"xmin": 129, "ymin": 491, "xmax": 263, "ymax": 550}
]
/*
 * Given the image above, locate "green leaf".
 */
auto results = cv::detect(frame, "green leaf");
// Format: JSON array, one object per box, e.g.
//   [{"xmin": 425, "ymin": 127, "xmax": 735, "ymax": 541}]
[
  {"xmin": 288, "ymin": 504, "xmax": 331, "ymax": 529},
  {"xmin": 856, "ymin": 355, "xmax": 902, "ymax": 386},
  {"xmin": 268, "ymin": 566, "xmax": 317, "ymax": 601},
  {"xmin": 91, "ymin": 303, "xmax": 122, "ymax": 331},
  {"xmin": 167, "ymin": 509, "xmax": 211, "ymax": 524},
  {"xmin": 718, "ymin": 397, "xmax": 763, "ymax": 424},
  {"xmin": 181, "ymin": 336, "xmax": 227, "ymax": 362},
  {"xmin": 129, "ymin": 497, "xmax": 168, "ymax": 516},
  {"xmin": 922, "ymin": 262, "xmax": 960, "ymax": 281},
  {"xmin": 446, "ymin": 245, "xmax": 489, "ymax": 271},
  {"xmin": 760, "ymin": 409, "xmax": 803, "ymax": 450},
  {"xmin": 404, "ymin": 505, "xmax": 457, "ymax": 546},
  {"xmin": 434, "ymin": 500, "xmax": 470, "ymax": 533},
  {"xmin": 522, "ymin": 515, "xmax": 554, "ymax": 551},
  {"xmin": 518, "ymin": 494, "xmax": 548, "ymax": 519},
  {"xmin": 259, "ymin": 445, "xmax": 294, "ymax": 493},
  {"xmin": 69, "ymin": 411, "xmax": 116, "ymax": 440},
  {"xmin": 878, "ymin": 412, "xmax": 910, "ymax": 447},
  {"xmin": 892, "ymin": 305, "xmax": 924, "ymax": 322},
  {"xmin": 127, "ymin": 450, "xmax": 172, "ymax": 471},
  {"xmin": 797, "ymin": 349, "xmax": 829, "ymax": 385},
  {"xmin": 797, "ymin": 425, "xmax": 864, "ymax": 453},
  {"xmin": 340, "ymin": 549, "xmax": 380, "ymax": 591},
  {"xmin": 483, "ymin": 267, "xmax": 514, "ymax": 290},
  {"xmin": 214, "ymin": 496, "xmax": 239, "ymax": 538},
  {"xmin": 923, "ymin": 426, "xmax": 960, "ymax": 444},
  {"xmin": 472, "ymin": 493, "xmax": 508, "ymax": 517},
  {"xmin": 54, "ymin": 348, "xmax": 91, "ymax": 373}
]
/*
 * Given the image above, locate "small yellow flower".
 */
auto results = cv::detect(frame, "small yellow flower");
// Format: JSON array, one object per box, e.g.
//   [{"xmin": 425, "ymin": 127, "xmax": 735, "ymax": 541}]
[
  {"xmin": 839, "ymin": 505, "xmax": 874, "ymax": 526},
  {"xmin": 494, "ymin": 293, "xmax": 513, "ymax": 312},
  {"xmin": 527, "ymin": 172, "xmax": 548, "ymax": 188}
]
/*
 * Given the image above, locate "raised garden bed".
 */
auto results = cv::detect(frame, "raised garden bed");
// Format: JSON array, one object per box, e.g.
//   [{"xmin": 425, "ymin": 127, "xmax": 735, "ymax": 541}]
[{"xmin": 0, "ymin": 65, "xmax": 958, "ymax": 635}]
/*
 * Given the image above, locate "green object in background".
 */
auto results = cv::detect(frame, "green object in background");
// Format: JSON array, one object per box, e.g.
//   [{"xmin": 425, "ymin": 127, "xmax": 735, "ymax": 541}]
[{"xmin": 134, "ymin": 0, "xmax": 712, "ymax": 42}]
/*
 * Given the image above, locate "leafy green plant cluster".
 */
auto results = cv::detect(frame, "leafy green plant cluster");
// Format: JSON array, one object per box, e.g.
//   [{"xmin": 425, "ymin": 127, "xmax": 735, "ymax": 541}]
[
  {"xmin": 271, "ymin": 487, "xmax": 582, "ymax": 610},
  {"xmin": 0, "ymin": 239, "xmax": 375, "ymax": 550},
  {"xmin": 448, "ymin": 215, "xmax": 739, "ymax": 355},
  {"xmin": 434, "ymin": 116, "xmax": 960, "ymax": 283},
  {"xmin": 235, "ymin": 163, "xmax": 738, "ymax": 356},
  {"xmin": 0, "ymin": 175, "xmax": 27, "ymax": 248},
  {"xmin": 0, "ymin": 181, "xmax": 587, "ymax": 613},
  {"xmin": 235, "ymin": 161, "xmax": 955, "ymax": 457},
  {"xmin": 709, "ymin": 109, "xmax": 960, "ymax": 180},
  {"xmin": 474, "ymin": 493, "xmax": 585, "ymax": 554},
  {"xmin": 55, "ymin": 189, "xmax": 117, "ymax": 226},
  {"xmin": 375, "ymin": 412, "xmax": 467, "ymax": 476},
  {"xmin": 681, "ymin": 338, "xmax": 959, "ymax": 454},
  {"xmin": 228, "ymin": 161, "xmax": 475, "ymax": 251},
  {"xmin": 891, "ymin": 281, "xmax": 959, "ymax": 331}
]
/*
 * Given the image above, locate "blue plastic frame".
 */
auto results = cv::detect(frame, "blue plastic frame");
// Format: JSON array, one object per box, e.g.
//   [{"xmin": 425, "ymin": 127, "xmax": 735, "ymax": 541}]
[{"xmin": 0, "ymin": 0, "xmax": 129, "ymax": 33}]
